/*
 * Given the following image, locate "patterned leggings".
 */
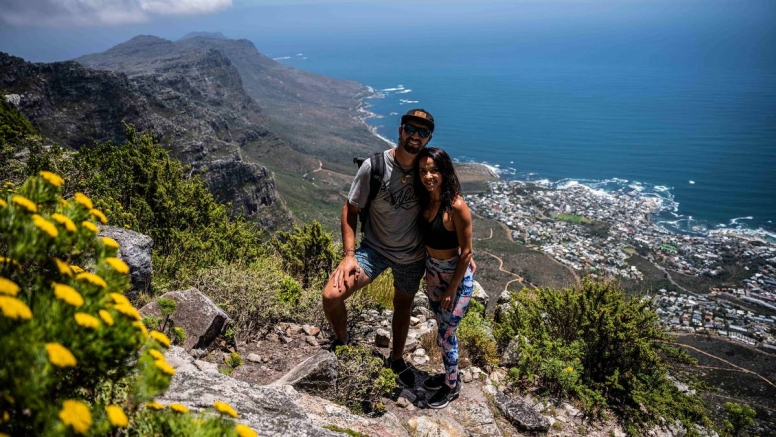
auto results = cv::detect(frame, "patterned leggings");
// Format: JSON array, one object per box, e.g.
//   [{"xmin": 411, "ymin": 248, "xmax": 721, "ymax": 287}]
[{"xmin": 425, "ymin": 254, "xmax": 474, "ymax": 388}]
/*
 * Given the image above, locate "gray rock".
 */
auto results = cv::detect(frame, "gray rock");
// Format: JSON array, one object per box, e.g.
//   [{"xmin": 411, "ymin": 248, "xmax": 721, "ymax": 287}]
[
  {"xmin": 497, "ymin": 289, "xmax": 511, "ymax": 304},
  {"xmin": 304, "ymin": 336, "xmax": 319, "ymax": 346},
  {"xmin": 159, "ymin": 347, "xmax": 340, "ymax": 437},
  {"xmin": 406, "ymin": 416, "xmax": 467, "ymax": 437},
  {"xmin": 99, "ymin": 226, "xmax": 153, "ymax": 300},
  {"xmin": 500, "ymin": 336, "xmax": 527, "ymax": 368},
  {"xmin": 139, "ymin": 288, "xmax": 229, "ymax": 351},
  {"xmin": 494, "ymin": 302, "xmax": 512, "ymax": 324},
  {"xmin": 269, "ymin": 351, "xmax": 337, "ymax": 397},
  {"xmin": 302, "ymin": 325, "xmax": 320, "ymax": 337},
  {"xmin": 472, "ymin": 281, "xmax": 489, "ymax": 309},
  {"xmin": 493, "ymin": 392, "xmax": 550, "ymax": 432},
  {"xmin": 266, "ymin": 333, "xmax": 279, "ymax": 342},
  {"xmin": 412, "ymin": 292, "xmax": 430, "ymax": 311},
  {"xmin": 375, "ymin": 328, "xmax": 391, "ymax": 348},
  {"xmin": 246, "ymin": 353, "xmax": 262, "ymax": 363}
]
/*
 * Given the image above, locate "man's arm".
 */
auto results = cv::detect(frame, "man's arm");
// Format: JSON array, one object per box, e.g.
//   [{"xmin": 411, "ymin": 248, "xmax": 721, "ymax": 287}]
[{"xmin": 330, "ymin": 201, "xmax": 362, "ymax": 291}]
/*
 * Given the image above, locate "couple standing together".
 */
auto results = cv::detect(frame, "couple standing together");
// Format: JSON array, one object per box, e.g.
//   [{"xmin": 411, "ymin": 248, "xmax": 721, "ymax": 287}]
[{"xmin": 322, "ymin": 109, "xmax": 474, "ymax": 409}]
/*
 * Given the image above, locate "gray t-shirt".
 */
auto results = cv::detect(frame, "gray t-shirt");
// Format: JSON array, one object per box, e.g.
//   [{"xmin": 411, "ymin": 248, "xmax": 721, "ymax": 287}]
[{"xmin": 348, "ymin": 149, "xmax": 425, "ymax": 264}]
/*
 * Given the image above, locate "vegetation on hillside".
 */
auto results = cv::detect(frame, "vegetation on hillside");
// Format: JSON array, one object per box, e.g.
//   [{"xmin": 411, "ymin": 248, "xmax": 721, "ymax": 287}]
[{"xmin": 1, "ymin": 97, "xmax": 730, "ymax": 435}]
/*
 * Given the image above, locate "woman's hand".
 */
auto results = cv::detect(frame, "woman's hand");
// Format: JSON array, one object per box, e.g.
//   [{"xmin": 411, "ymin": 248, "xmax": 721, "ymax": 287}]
[{"xmin": 441, "ymin": 287, "xmax": 456, "ymax": 312}]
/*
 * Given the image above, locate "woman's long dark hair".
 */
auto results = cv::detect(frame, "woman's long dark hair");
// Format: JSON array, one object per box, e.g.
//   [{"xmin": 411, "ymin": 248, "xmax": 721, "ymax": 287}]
[{"xmin": 415, "ymin": 147, "xmax": 462, "ymax": 214}]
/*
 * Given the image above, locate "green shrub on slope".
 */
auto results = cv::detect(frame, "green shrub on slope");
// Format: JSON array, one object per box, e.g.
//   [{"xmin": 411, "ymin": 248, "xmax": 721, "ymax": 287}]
[{"xmin": 495, "ymin": 279, "xmax": 711, "ymax": 434}]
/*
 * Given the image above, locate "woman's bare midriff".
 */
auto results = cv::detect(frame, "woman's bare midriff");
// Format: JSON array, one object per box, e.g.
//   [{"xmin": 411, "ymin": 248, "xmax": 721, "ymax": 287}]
[{"xmin": 426, "ymin": 246, "xmax": 460, "ymax": 260}]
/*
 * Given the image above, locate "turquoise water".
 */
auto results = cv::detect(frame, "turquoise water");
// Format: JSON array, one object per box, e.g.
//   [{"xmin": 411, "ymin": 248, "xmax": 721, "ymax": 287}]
[{"xmin": 247, "ymin": 1, "xmax": 776, "ymax": 237}]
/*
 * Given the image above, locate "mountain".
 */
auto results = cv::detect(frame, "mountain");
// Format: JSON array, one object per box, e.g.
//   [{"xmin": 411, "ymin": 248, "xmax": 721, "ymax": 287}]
[
  {"xmin": 0, "ymin": 50, "xmax": 293, "ymax": 229},
  {"xmin": 77, "ymin": 34, "xmax": 386, "ymax": 173}
]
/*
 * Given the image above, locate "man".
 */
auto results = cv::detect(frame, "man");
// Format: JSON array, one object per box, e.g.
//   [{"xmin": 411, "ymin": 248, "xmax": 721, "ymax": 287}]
[{"xmin": 322, "ymin": 108, "xmax": 436, "ymax": 388}]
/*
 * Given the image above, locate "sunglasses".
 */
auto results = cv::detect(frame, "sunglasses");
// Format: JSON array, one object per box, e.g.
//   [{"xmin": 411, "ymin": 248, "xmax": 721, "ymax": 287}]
[{"xmin": 402, "ymin": 124, "xmax": 431, "ymax": 138}]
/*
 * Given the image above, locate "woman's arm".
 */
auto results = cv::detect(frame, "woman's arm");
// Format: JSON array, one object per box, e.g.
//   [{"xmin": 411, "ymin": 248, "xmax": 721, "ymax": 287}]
[{"xmin": 440, "ymin": 196, "xmax": 474, "ymax": 312}]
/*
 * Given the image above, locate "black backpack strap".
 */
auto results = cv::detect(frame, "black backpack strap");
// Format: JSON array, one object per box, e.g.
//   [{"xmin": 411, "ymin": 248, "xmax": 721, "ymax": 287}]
[{"xmin": 356, "ymin": 152, "xmax": 385, "ymax": 233}]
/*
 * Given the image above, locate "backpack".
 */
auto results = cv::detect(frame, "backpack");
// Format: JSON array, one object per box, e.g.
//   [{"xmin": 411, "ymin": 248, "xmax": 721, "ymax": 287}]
[{"xmin": 352, "ymin": 152, "xmax": 385, "ymax": 233}]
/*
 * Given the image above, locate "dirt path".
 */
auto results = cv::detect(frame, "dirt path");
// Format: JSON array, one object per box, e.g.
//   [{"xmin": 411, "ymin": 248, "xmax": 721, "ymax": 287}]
[
  {"xmin": 675, "ymin": 343, "xmax": 776, "ymax": 389},
  {"xmin": 479, "ymin": 249, "xmax": 535, "ymax": 291}
]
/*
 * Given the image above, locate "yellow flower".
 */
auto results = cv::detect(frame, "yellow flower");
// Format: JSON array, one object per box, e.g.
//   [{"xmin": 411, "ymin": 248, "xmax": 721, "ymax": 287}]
[
  {"xmin": 0, "ymin": 257, "xmax": 21, "ymax": 269},
  {"xmin": 73, "ymin": 192, "xmax": 93, "ymax": 210},
  {"xmin": 115, "ymin": 303, "xmax": 141, "ymax": 321},
  {"xmin": 110, "ymin": 292, "xmax": 130, "ymax": 306},
  {"xmin": 105, "ymin": 405, "xmax": 128, "ymax": 427},
  {"xmin": 0, "ymin": 198, "xmax": 5, "ymax": 208},
  {"xmin": 145, "ymin": 402, "xmax": 165, "ymax": 410},
  {"xmin": 59, "ymin": 400, "xmax": 91, "ymax": 435},
  {"xmin": 148, "ymin": 349, "xmax": 165, "ymax": 360},
  {"xmin": 74, "ymin": 312, "xmax": 100, "ymax": 329},
  {"xmin": 51, "ymin": 213, "xmax": 77, "ymax": 232},
  {"xmin": 70, "ymin": 265, "xmax": 84, "ymax": 274},
  {"xmin": 53, "ymin": 257, "xmax": 73, "ymax": 277},
  {"xmin": 0, "ymin": 278, "xmax": 19, "ymax": 296},
  {"xmin": 81, "ymin": 221, "xmax": 98, "ymax": 233},
  {"xmin": 133, "ymin": 321, "xmax": 147, "ymax": 336},
  {"xmin": 76, "ymin": 272, "xmax": 107, "ymax": 288},
  {"xmin": 11, "ymin": 196, "xmax": 36, "ymax": 213},
  {"xmin": 169, "ymin": 403, "xmax": 189, "ymax": 414},
  {"xmin": 39, "ymin": 171, "xmax": 65, "ymax": 187},
  {"xmin": 99, "ymin": 310, "xmax": 114, "ymax": 326},
  {"xmin": 32, "ymin": 214, "xmax": 58, "ymax": 238},
  {"xmin": 565, "ymin": 366, "xmax": 574, "ymax": 372},
  {"xmin": 102, "ymin": 237, "xmax": 120, "ymax": 249},
  {"xmin": 150, "ymin": 331, "xmax": 171, "ymax": 348},
  {"xmin": 105, "ymin": 257, "xmax": 129, "ymax": 274},
  {"xmin": 89, "ymin": 208, "xmax": 108, "ymax": 224},
  {"xmin": 213, "ymin": 401, "xmax": 238, "ymax": 418},
  {"xmin": 53, "ymin": 283, "xmax": 83, "ymax": 307},
  {"xmin": 46, "ymin": 343, "xmax": 77, "ymax": 368},
  {"xmin": 0, "ymin": 296, "xmax": 32, "ymax": 320},
  {"xmin": 235, "ymin": 424, "xmax": 258, "ymax": 437},
  {"xmin": 154, "ymin": 359, "xmax": 175, "ymax": 376}
]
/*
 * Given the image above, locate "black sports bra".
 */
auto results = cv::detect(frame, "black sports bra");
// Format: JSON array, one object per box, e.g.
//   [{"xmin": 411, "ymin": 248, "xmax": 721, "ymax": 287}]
[{"xmin": 419, "ymin": 207, "xmax": 459, "ymax": 250}]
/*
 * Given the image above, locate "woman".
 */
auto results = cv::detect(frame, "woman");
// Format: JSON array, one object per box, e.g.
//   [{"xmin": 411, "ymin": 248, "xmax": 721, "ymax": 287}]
[{"xmin": 415, "ymin": 147, "xmax": 474, "ymax": 409}]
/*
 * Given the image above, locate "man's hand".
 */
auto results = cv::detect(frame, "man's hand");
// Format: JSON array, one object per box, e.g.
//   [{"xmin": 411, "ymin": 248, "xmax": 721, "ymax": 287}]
[{"xmin": 329, "ymin": 255, "xmax": 361, "ymax": 292}]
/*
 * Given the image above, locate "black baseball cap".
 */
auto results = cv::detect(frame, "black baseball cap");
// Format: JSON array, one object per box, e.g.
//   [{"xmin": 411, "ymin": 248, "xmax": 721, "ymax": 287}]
[{"xmin": 401, "ymin": 108, "xmax": 435, "ymax": 132}]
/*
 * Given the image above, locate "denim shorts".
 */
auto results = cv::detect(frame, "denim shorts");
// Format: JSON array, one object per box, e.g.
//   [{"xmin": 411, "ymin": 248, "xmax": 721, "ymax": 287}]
[{"xmin": 355, "ymin": 244, "xmax": 425, "ymax": 295}]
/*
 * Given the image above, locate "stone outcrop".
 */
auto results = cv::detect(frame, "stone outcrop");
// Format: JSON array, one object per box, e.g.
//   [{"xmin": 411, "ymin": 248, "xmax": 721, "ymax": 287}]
[
  {"xmin": 99, "ymin": 225, "xmax": 153, "ymax": 299},
  {"xmin": 269, "ymin": 351, "xmax": 338, "ymax": 397},
  {"xmin": 139, "ymin": 288, "xmax": 229, "ymax": 351},
  {"xmin": 492, "ymin": 390, "xmax": 551, "ymax": 432}
]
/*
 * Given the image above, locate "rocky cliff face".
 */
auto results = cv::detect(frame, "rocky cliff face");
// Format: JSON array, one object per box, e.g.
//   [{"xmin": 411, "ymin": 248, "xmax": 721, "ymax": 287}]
[
  {"xmin": 78, "ymin": 34, "xmax": 385, "ymax": 172},
  {"xmin": 0, "ymin": 50, "xmax": 292, "ymax": 229}
]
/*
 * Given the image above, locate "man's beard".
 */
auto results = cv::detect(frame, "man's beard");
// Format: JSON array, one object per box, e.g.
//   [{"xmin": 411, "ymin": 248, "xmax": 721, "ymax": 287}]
[{"xmin": 398, "ymin": 136, "xmax": 423, "ymax": 155}]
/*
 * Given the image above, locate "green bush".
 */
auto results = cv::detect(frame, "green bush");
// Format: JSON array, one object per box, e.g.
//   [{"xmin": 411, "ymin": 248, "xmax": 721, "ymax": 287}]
[
  {"xmin": 333, "ymin": 345, "xmax": 396, "ymax": 415},
  {"xmin": 271, "ymin": 221, "xmax": 336, "ymax": 289},
  {"xmin": 494, "ymin": 279, "xmax": 711, "ymax": 434},
  {"xmin": 188, "ymin": 258, "xmax": 327, "ymax": 340},
  {"xmin": 457, "ymin": 299, "xmax": 499, "ymax": 367},
  {"xmin": 0, "ymin": 173, "xmax": 259, "ymax": 436}
]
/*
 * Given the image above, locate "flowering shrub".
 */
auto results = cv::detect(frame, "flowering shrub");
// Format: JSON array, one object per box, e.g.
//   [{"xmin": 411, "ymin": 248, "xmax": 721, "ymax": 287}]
[{"xmin": 0, "ymin": 173, "xmax": 257, "ymax": 436}]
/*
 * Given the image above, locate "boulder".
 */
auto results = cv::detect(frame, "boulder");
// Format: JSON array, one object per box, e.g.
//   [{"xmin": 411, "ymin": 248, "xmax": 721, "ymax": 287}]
[
  {"xmin": 159, "ymin": 347, "xmax": 341, "ymax": 437},
  {"xmin": 472, "ymin": 281, "xmax": 489, "ymax": 309},
  {"xmin": 493, "ymin": 391, "xmax": 550, "ymax": 432},
  {"xmin": 100, "ymin": 225, "xmax": 153, "ymax": 300},
  {"xmin": 494, "ymin": 302, "xmax": 512, "ymax": 324},
  {"xmin": 139, "ymin": 288, "xmax": 229, "ymax": 351},
  {"xmin": 497, "ymin": 289, "xmax": 511, "ymax": 304},
  {"xmin": 269, "ymin": 351, "xmax": 338, "ymax": 397},
  {"xmin": 500, "ymin": 336, "xmax": 526, "ymax": 368},
  {"xmin": 406, "ymin": 416, "xmax": 467, "ymax": 437}
]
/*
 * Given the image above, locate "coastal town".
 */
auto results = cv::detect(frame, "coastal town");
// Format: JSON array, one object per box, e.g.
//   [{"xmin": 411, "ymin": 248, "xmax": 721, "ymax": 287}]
[{"xmin": 467, "ymin": 180, "xmax": 776, "ymax": 352}]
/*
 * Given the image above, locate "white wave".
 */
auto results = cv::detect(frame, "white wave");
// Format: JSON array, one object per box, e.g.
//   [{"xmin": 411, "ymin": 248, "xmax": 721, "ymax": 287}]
[
  {"xmin": 654, "ymin": 185, "xmax": 669, "ymax": 192},
  {"xmin": 302, "ymin": 57, "xmax": 307, "ymax": 60},
  {"xmin": 399, "ymin": 99, "xmax": 419, "ymax": 105},
  {"xmin": 273, "ymin": 56, "xmax": 291, "ymax": 60},
  {"xmin": 389, "ymin": 112, "xmax": 398, "ymax": 115},
  {"xmin": 689, "ymin": 180, "xmax": 695, "ymax": 184},
  {"xmin": 296, "ymin": 53, "xmax": 304, "ymax": 56},
  {"xmin": 730, "ymin": 216, "xmax": 754, "ymax": 226},
  {"xmin": 381, "ymin": 85, "xmax": 406, "ymax": 92},
  {"xmin": 396, "ymin": 89, "xmax": 412, "ymax": 94}
]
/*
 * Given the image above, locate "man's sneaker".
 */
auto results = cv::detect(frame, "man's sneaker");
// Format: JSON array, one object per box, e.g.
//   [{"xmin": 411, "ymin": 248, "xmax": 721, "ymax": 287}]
[
  {"xmin": 327, "ymin": 336, "xmax": 350, "ymax": 353},
  {"xmin": 422, "ymin": 373, "xmax": 446, "ymax": 391},
  {"xmin": 427, "ymin": 381, "xmax": 460, "ymax": 409},
  {"xmin": 390, "ymin": 358, "xmax": 416, "ymax": 388}
]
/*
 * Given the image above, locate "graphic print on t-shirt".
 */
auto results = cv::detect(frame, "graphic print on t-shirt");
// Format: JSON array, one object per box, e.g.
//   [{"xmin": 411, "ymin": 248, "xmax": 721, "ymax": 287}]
[{"xmin": 383, "ymin": 184, "xmax": 418, "ymax": 210}]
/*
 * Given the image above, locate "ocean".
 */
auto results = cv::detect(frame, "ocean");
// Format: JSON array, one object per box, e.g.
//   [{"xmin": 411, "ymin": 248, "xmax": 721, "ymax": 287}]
[{"xmin": 247, "ymin": 1, "xmax": 776, "ymax": 240}]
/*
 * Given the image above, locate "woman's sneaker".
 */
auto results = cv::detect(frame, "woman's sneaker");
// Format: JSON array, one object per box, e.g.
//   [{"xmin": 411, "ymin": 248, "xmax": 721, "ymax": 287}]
[
  {"xmin": 422, "ymin": 374, "xmax": 446, "ymax": 391},
  {"xmin": 426, "ymin": 381, "xmax": 460, "ymax": 409}
]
